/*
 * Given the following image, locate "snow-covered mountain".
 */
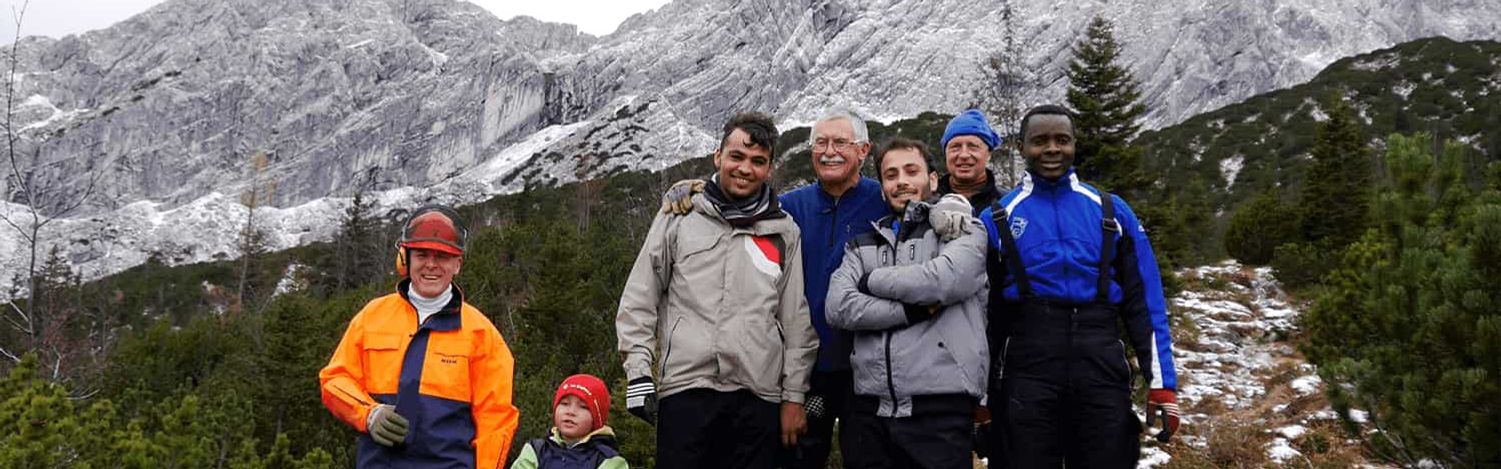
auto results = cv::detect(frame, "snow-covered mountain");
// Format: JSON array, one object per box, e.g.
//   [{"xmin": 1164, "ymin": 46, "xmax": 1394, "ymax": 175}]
[{"xmin": 2, "ymin": 0, "xmax": 1499, "ymax": 293}]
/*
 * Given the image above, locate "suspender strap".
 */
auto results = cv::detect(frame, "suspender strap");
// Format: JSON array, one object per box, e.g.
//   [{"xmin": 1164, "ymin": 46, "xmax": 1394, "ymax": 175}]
[
  {"xmin": 1097, "ymin": 192, "xmax": 1119, "ymax": 303},
  {"xmin": 991, "ymin": 201, "xmax": 1035, "ymax": 299}
]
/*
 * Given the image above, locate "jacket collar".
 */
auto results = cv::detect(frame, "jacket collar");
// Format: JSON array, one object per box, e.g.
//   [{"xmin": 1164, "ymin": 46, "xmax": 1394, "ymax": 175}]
[
  {"xmin": 549, "ymin": 425, "xmax": 617, "ymax": 448},
  {"xmin": 1024, "ymin": 168, "xmax": 1078, "ymax": 191},
  {"xmin": 938, "ymin": 169, "xmax": 1000, "ymax": 200},
  {"xmin": 396, "ymin": 278, "xmax": 464, "ymax": 331},
  {"xmin": 815, "ymin": 177, "xmax": 879, "ymax": 204}
]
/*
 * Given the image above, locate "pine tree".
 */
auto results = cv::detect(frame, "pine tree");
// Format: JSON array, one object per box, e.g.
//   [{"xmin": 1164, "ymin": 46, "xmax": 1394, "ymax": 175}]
[
  {"xmin": 1302, "ymin": 134, "xmax": 1501, "ymax": 466},
  {"xmin": 332, "ymin": 190, "xmax": 383, "ymax": 290},
  {"xmin": 1224, "ymin": 191, "xmax": 1299, "ymax": 265},
  {"xmin": 1065, "ymin": 16, "xmax": 1148, "ymax": 195},
  {"xmin": 1297, "ymin": 94, "xmax": 1371, "ymax": 247}
]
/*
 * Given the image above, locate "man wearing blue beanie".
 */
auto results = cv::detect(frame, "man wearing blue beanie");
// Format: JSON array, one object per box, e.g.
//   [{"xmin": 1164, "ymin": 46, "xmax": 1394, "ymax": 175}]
[{"xmin": 937, "ymin": 109, "xmax": 1003, "ymax": 216}]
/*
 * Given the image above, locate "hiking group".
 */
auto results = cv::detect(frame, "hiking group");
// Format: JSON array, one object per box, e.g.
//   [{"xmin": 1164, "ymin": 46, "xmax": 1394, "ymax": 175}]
[{"xmin": 315, "ymin": 105, "xmax": 1180, "ymax": 469}]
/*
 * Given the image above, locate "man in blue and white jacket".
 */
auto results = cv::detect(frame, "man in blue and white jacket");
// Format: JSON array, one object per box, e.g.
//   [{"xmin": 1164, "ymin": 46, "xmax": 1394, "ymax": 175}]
[{"xmin": 967, "ymin": 105, "xmax": 1180, "ymax": 468}]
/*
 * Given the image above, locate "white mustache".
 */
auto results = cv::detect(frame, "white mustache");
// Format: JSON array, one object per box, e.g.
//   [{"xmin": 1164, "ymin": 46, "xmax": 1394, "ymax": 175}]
[{"xmin": 819, "ymin": 156, "xmax": 847, "ymax": 166}]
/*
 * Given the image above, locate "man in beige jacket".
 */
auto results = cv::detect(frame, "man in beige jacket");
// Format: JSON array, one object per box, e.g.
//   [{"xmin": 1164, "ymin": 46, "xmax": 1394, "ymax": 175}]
[{"xmin": 616, "ymin": 112, "xmax": 819, "ymax": 469}]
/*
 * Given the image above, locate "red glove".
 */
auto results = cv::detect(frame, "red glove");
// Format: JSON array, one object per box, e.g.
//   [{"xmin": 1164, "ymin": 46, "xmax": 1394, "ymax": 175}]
[{"xmin": 1146, "ymin": 389, "xmax": 1180, "ymax": 442}]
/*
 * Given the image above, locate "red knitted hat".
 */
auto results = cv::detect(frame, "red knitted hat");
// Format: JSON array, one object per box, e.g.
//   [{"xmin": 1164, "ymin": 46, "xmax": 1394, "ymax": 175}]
[{"xmin": 554, "ymin": 374, "xmax": 609, "ymax": 430}]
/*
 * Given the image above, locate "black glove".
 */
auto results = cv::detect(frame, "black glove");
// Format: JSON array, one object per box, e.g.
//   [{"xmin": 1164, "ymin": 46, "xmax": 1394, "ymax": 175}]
[
  {"xmin": 626, "ymin": 377, "xmax": 658, "ymax": 426},
  {"xmin": 804, "ymin": 394, "xmax": 826, "ymax": 420}
]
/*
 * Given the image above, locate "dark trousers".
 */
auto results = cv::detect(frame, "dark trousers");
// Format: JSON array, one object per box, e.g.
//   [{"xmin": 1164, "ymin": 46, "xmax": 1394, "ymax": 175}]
[
  {"xmin": 989, "ymin": 302, "xmax": 1141, "ymax": 469},
  {"xmin": 781, "ymin": 370, "xmax": 851, "ymax": 469},
  {"xmin": 657, "ymin": 389, "xmax": 780, "ymax": 469},
  {"xmin": 841, "ymin": 406, "xmax": 972, "ymax": 469}
]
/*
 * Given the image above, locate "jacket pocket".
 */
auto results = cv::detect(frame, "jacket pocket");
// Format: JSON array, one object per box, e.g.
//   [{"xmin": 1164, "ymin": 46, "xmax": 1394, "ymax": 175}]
[
  {"xmin": 423, "ymin": 337, "xmax": 472, "ymax": 401},
  {"xmin": 719, "ymin": 315, "xmax": 783, "ymax": 397},
  {"xmin": 363, "ymin": 333, "xmax": 406, "ymax": 391}
]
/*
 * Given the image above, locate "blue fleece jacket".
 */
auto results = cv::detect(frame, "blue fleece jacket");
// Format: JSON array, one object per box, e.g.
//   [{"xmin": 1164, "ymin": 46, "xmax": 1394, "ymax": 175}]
[{"xmin": 780, "ymin": 177, "xmax": 890, "ymax": 372}]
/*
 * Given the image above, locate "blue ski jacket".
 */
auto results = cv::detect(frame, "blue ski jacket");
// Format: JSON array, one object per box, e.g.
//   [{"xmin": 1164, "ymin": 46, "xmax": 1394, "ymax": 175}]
[{"xmin": 979, "ymin": 170, "xmax": 1178, "ymax": 391}]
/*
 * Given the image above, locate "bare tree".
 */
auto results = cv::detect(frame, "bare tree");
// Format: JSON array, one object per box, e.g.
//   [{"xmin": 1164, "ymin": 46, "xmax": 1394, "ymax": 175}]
[
  {"xmin": 0, "ymin": 0, "xmax": 99, "ymax": 368},
  {"xmin": 236, "ymin": 150, "xmax": 275, "ymax": 314},
  {"xmin": 969, "ymin": 0, "xmax": 1031, "ymax": 189}
]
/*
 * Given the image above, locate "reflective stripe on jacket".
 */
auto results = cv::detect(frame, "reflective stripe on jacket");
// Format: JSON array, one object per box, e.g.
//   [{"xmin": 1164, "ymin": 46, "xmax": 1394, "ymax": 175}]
[{"xmin": 320, "ymin": 280, "xmax": 520, "ymax": 468}]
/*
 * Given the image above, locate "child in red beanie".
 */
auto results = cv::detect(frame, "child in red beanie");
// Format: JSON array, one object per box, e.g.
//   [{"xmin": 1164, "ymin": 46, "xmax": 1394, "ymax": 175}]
[{"xmin": 511, "ymin": 374, "xmax": 629, "ymax": 469}]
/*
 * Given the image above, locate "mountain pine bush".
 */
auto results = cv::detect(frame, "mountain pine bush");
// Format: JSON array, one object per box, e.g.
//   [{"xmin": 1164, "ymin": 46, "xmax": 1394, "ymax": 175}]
[{"xmin": 1302, "ymin": 134, "xmax": 1501, "ymax": 467}]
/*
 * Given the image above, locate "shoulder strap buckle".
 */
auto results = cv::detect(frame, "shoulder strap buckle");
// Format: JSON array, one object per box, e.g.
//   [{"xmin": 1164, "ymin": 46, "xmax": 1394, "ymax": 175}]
[{"xmin": 1102, "ymin": 217, "xmax": 1121, "ymax": 233}]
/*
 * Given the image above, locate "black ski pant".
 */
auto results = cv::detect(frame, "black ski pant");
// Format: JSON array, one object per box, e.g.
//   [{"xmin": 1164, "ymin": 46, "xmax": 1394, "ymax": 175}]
[
  {"xmin": 841, "ymin": 395, "xmax": 974, "ymax": 469},
  {"xmin": 657, "ymin": 388, "xmax": 780, "ymax": 469},
  {"xmin": 988, "ymin": 302, "xmax": 1141, "ymax": 469},
  {"xmin": 780, "ymin": 369, "xmax": 851, "ymax": 469}
]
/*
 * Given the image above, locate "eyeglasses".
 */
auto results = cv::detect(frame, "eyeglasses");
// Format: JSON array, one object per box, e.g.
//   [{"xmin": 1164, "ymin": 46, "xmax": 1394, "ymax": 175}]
[{"xmin": 812, "ymin": 138, "xmax": 857, "ymax": 152}]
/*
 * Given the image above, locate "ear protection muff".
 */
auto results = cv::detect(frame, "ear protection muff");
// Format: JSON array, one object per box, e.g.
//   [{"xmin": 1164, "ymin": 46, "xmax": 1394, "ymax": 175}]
[
  {"xmin": 395, "ymin": 246, "xmax": 409, "ymax": 277},
  {"xmin": 394, "ymin": 205, "xmax": 468, "ymax": 278}
]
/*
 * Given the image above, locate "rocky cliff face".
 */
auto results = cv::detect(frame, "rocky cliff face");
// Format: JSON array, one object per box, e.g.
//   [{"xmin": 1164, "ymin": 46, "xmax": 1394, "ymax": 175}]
[{"xmin": 1, "ymin": 0, "xmax": 1498, "ymax": 292}]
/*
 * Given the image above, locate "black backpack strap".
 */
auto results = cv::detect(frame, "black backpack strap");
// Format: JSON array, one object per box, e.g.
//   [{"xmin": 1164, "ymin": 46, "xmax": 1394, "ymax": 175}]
[
  {"xmin": 991, "ymin": 201, "xmax": 1034, "ymax": 299},
  {"xmin": 1097, "ymin": 192, "xmax": 1120, "ymax": 303}
]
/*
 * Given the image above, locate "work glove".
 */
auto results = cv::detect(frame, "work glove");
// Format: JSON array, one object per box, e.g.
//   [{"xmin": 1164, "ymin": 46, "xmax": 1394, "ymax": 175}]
[
  {"xmin": 1146, "ymin": 389, "xmax": 1180, "ymax": 443},
  {"xmin": 660, "ymin": 179, "xmax": 704, "ymax": 215},
  {"xmin": 366, "ymin": 404, "xmax": 409, "ymax": 447},
  {"xmin": 626, "ymin": 377, "xmax": 658, "ymax": 426},
  {"xmin": 928, "ymin": 194, "xmax": 975, "ymax": 242}
]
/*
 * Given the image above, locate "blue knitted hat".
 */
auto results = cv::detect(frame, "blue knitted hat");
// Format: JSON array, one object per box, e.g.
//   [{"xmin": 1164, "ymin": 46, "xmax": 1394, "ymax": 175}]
[{"xmin": 940, "ymin": 109, "xmax": 1001, "ymax": 151}]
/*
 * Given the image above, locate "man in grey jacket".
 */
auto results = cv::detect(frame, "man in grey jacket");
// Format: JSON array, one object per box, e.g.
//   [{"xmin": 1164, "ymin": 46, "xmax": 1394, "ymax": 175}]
[
  {"xmin": 616, "ymin": 112, "xmax": 819, "ymax": 469},
  {"xmin": 826, "ymin": 137, "xmax": 989, "ymax": 469}
]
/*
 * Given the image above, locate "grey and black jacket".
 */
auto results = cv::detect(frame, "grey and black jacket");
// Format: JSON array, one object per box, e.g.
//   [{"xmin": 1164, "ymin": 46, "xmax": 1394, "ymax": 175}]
[{"xmin": 825, "ymin": 200, "xmax": 989, "ymax": 417}]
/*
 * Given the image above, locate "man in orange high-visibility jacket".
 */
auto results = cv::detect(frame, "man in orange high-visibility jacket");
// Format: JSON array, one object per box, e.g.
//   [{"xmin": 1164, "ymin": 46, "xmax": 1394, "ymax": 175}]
[{"xmin": 321, "ymin": 205, "xmax": 519, "ymax": 468}]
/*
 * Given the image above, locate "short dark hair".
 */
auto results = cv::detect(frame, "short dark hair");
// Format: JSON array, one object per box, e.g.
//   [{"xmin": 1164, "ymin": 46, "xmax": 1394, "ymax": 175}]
[
  {"xmin": 720, "ymin": 112, "xmax": 780, "ymax": 161},
  {"xmin": 875, "ymin": 137, "xmax": 936, "ymax": 174},
  {"xmin": 1019, "ymin": 105, "xmax": 1075, "ymax": 140}
]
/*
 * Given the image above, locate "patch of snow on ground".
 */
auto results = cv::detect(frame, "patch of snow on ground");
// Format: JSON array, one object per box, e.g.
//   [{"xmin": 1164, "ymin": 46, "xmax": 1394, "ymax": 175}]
[
  {"xmin": 1173, "ymin": 261, "xmax": 1300, "ymax": 411},
  {"xmin": 1291, "ymin": 374, "xmax": 1322, "ymax": 397},
  {"xmin": 273, "ymin": 263, "xmax": 308, "ymax": 296},
  {"xmin": 1278, "ymin": 424, "xmax": 1307, "ymax": 439},
  {"xmin": 1267, "ymin": 437, "xmax": 1303, "ymax": 462},
  {"xmin": 1137, "ymin": 446, "xmax": 1172, "ymax": 468},
  {"xmin": 1219, "ymin": 155, "xmax": 1244, "ymax": 187}
]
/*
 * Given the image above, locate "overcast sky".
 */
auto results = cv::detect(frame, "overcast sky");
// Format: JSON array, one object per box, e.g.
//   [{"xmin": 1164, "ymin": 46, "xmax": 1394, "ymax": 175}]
[{"xmin": 0, "ymin": 0, "xmax": 670, "ymax": 41}]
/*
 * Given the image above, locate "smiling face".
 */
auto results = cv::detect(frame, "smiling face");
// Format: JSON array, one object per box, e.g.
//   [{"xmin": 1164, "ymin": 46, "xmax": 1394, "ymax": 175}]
[
  {"xmin": 713, "ymin": 128, "xmax": 774, "ymax": 199},
  {"xmin": 879, "ymin": 147, "xmax": 937, "ymax": 212},
  {"xmin": 554, "ymin": 394, "xmax": 594, "ymax": 440},
  {"xmin": 407, "ymin": 248, "xmax": 461, "ymax": 298},
  {"xmin": 944, "ymin": 134, "xmax": 991, "ymax": 185},
  {"xmin": 1020, "ymin": 114, "xmax": 1076, "ymax": 181},
  {"xmin": 809, "ymin": 118, "xmax": 868, "ymax": 192}
]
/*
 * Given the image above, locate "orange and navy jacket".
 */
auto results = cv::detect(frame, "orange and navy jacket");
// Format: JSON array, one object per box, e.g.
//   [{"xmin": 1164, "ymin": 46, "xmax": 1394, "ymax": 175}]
[{"xmin": 320, "ymin": 280, "xmax": 519, "ymax": 468}]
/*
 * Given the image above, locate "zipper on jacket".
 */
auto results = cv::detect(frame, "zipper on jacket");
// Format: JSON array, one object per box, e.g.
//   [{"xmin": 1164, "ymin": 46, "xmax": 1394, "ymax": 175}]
[
  {"xmin": 828, "ymin": 195, "xmax": 840, "ymax": 250},
  {"xmin": 997, "ymin": 337, "xmax": 1011, "ymax": 381},
  {"xmin": 660, "ymin": 317, "xmax": 682, "ymax": 381},
  {"xmin": 884, "ymin": 331, "xmax": 897, "ymax": 412}
]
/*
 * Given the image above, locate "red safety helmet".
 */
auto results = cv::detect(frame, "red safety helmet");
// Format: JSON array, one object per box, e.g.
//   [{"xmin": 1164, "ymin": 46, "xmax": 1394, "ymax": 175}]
[{"xmin": 395, "ymin": 205, "xmax": 467, "ymax": 276}]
